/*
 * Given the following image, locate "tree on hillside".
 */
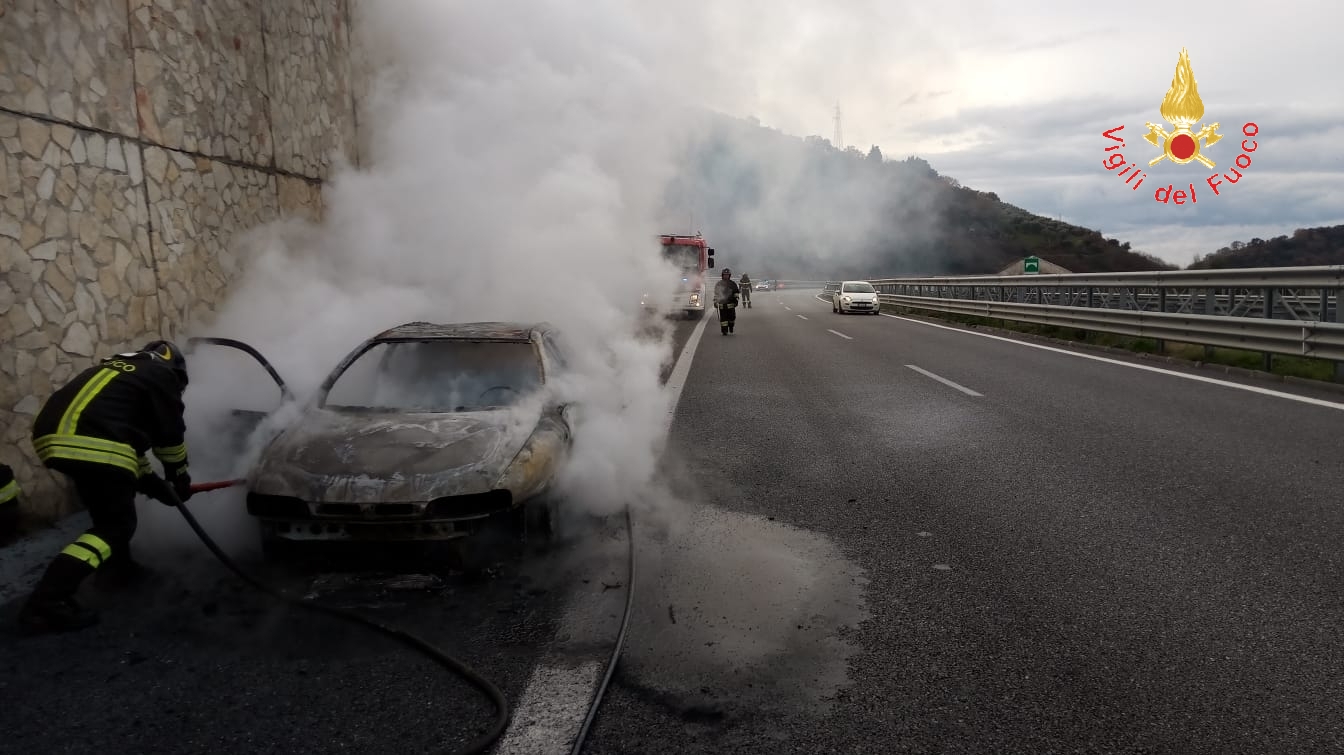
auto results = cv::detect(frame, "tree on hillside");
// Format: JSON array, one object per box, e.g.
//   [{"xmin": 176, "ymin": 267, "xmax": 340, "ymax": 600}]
[
  {"xmin": 867, "ymin": 145, "xmax": 883, "ymax": 162},
  {"xmin": 1187, "ymin": 225, "xmax": 1344, "ymax": 269}
]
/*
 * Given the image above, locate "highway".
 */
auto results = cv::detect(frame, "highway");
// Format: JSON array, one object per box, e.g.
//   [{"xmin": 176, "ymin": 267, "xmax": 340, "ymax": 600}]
[
  {"xmin": 3, "ymin": 288, "xmax": 1343, "ymax": 753},
  {"xmin": 582, "ymin": 289, "xmax": 1344, "ymax": 753}
]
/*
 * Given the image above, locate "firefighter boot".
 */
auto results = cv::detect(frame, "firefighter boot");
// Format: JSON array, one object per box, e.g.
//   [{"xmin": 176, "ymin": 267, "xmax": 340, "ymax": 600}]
[
  {"xmin": 97, "ymin": 553, "xmax": 153, "ymax": 591},
  {"xmin": 17, "ymin": 555, "xmax": 99, "ymax": 634}
]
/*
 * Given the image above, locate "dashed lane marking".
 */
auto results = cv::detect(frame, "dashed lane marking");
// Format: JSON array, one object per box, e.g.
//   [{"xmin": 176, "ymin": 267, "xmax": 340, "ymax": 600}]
[
  {"xmin": 905, "ymin": 364, "xmax": 983, "ymax": 397},
  {"xmin": 884, "ymin": 314, "xmax": 1344, "ymax": 412}
]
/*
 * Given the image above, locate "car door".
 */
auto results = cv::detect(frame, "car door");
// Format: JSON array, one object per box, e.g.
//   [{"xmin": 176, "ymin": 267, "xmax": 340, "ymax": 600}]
[{"xmin": 184, "ymin": 337, "xmax": 294, "ymax": 461}]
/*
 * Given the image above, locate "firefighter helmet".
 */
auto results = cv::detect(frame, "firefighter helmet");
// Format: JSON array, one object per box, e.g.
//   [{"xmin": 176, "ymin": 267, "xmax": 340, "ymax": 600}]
[{"xmin": 142, "ymin": 340, "xmax": 188, "ymax": 387}]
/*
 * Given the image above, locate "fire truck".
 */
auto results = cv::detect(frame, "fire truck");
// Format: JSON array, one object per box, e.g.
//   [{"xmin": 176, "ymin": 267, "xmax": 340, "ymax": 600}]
[{"xmin": 646, "ymin": 233, "xmax": 715, "ymax": 319}]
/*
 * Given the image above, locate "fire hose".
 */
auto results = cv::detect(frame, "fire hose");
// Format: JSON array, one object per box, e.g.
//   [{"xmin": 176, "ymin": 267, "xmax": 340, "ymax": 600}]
[{"xmin": 171, "ymin": 478, "xmax": 512, "ymax": 754}]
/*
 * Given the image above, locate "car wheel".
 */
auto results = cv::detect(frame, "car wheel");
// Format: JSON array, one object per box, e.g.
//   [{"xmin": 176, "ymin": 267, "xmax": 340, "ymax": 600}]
[
  {"xmin": 260, "ymin": 535, "xmax": 335, "ymax": 568},
  {"xmin": 522, "ymin": 494, "xmax": 562, "ymax": 544},
  {"xmin": 261, "ymin": 535, "xmax": 300, "ymax": 563}
]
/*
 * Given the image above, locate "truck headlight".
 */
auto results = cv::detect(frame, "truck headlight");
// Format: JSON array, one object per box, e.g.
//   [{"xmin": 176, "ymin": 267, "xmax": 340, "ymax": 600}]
[{"xmin": 690, "ymin": 293, "xmax": 700, "ymax": 303}]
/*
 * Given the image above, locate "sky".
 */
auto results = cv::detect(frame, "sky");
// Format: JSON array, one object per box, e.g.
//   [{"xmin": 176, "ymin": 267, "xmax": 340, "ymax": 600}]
[{"xmin": 685, "ymin": 0, "xmax": 1344, "ymax": 267}]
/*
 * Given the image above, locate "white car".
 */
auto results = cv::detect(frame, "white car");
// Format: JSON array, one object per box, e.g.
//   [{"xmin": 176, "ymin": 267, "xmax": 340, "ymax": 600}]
[{"xmin": 833, "ymin": 280, "xmax": 880, "ymax": 315}]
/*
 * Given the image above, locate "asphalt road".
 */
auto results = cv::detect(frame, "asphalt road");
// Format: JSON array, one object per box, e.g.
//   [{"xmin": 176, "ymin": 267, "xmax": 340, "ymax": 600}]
[
  {"xmin": 581, "ymin": 289, "xmax": 1344, "ymax": 754},
  {"xmin": 6, "ymin": 293, "xmax": 1343, "ymax": 754}
]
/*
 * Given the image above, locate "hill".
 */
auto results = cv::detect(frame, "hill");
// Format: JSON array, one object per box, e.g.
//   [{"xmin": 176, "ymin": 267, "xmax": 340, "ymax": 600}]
[
  {"xmin": 663, "ymin": 115, "xmax": 1176, "ymax": 278},
  {"xmin": 1188, "ymin": 226, "xmax": 1344, "ymax": 269}
]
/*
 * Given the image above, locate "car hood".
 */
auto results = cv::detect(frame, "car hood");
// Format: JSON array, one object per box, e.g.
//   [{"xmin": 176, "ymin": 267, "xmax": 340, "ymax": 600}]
[
  {"xmin": 840, "ymin": 291, "xmax": 877, "ymax": 299},
  {"xmin": 248, "ymin": 407, "xmax": 538, "ymax": 503}
]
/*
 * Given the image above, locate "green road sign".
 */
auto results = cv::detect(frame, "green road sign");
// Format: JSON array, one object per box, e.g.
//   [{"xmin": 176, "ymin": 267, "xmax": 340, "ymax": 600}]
[{"xmin": 1023, "ymin": 256, "xmax": 1040, "ymax": 274}]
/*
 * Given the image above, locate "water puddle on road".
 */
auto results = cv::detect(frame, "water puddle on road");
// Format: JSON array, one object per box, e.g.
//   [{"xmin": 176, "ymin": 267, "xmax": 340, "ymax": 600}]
[{"xmin": 626, "ymin": 505, "xmax": 870, "ymax": 718}]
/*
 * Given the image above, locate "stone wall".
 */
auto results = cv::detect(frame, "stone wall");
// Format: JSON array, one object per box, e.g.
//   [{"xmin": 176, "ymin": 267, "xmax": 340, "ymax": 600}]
[{"xmin": 1, "ymin": 0, "xmax": 362, "ymax": 525}]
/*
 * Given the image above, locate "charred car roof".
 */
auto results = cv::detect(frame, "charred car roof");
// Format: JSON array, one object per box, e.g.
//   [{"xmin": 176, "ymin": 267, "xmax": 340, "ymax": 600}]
[{"xmin": 373, "ymin": 321, "xmax": 554, "ymax": 342}]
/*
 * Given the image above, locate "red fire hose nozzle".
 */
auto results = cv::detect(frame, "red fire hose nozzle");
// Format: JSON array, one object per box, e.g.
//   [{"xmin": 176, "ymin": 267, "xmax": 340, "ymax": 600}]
[{"xmin": 189, "ymin": 478, "xmax": 246, "ymax": 493}]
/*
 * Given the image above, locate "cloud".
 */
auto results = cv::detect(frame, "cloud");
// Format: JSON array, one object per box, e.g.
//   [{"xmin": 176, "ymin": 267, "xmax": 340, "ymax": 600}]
[
  {"xmin": 899, "ymin": 96, "xmax": 1344, "ymax": 264},
  {"xmin": 671, "ymin": 1, "xmax": 1344, "ymax": 267}
]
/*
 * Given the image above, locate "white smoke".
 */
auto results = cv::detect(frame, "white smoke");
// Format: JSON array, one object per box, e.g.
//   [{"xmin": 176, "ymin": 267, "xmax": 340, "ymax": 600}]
[{"xmin": 153, "ymin": 0, "xmax": 746, "ymax": 553}]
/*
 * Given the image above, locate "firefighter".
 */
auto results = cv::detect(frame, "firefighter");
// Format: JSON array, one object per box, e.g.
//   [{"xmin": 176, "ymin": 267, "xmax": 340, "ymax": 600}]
[
  {"xmin": 739, "ymin": 273, "xmax": 752, "ymax": 307},
  {"xmin": 714, "ymin": 268, "xmax": 740, "ymax": 335},
  {"xmin": 1, "ymin": 463, "xmax": 19, "ymax": 543},
  {"xmin": 17, "ymin": 341, "xmax": 194, "ymax": 634}
]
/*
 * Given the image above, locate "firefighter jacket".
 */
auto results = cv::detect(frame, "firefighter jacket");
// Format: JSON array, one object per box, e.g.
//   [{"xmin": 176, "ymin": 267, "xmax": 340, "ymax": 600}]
[
  {"xmin": 713, "ymin": 278, "xmax": 740, "ymax": 306},
  {"xmin": 31, "ymin": 352, "xmax": 189, "ymax": 479}
]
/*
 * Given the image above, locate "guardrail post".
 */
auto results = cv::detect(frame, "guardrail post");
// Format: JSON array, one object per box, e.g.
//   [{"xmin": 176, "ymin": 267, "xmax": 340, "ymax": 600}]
[
  {"xmin": 1156, "ymin": 288, "xmax": 1168, "ymax": 353},
  {"xmin": 1335, "ymin": 288, "xmax": 1344, "ymax": 382},
  {"xmin": 1203, "ymin": 288, "xmax": 1216, "ymax": 360},
  {"xmin": 1263, "ymin": 287, "xmax": 1274, "ymax": 372},
  {"xmin": 1087, "ymin": 287, "xmax": 1095, "ymax": 308}
]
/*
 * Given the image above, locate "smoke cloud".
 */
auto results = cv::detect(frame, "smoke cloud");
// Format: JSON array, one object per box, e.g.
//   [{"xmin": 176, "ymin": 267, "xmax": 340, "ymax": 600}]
[
  {"xmin": 667, "ymin": 117, "xmax": 948, "ymax": 278},
  {"xmin": 134, "ymin": 1, "xmax": 943, "ymax": 554},
  {"xmin": 134, "ymin": 0, "xmax": 721, "ymax": 553}
]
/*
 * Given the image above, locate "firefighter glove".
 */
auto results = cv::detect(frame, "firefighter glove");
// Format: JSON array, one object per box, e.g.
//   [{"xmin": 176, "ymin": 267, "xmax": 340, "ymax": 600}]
[
  {"xmin": 138, "ymin": 474, "xmax": 175, "ymax": 505},
  {"xmin": 172, "ymin": 473, "xmax": 193, "ymax": 504}
]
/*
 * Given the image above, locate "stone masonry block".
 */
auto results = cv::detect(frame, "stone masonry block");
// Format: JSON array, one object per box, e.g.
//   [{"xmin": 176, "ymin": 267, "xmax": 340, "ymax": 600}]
[
  {"xmin": 141, "ymin": 146, "xmax": 278, "ymax": 332},
  {"xmin": 128, "ymin": 0, "xmax": 272, "ymax": 164},
  {"xmin": 0, "ymin": 0, "xmax": 138, "ymax": 136},
  {"xmin": 264, "ymin": 0, "xmax": 358, "ymax": 177}
]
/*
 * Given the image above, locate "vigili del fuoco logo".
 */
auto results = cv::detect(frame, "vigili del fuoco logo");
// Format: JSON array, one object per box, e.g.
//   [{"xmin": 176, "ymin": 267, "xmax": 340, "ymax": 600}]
[{"xmin": 1101, "ymin": 48, "xmax": 1258, "ymax": 205}]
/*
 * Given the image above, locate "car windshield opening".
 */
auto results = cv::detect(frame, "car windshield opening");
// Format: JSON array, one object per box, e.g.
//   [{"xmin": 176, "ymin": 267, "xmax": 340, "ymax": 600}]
[
  {"xmin": 842, "ymin": 283, "xmax": 875, "ymax": 293},
  {"xmin": 663, "ymin": 243, "xmax": 702, "ymax": 274},
  {"xmin": 323, "ymin": 340, "xmax": 543, "ymax": 412}
]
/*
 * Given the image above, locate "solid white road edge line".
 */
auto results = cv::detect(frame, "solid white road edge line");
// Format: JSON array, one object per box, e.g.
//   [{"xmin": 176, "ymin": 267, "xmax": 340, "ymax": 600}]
[
  {"xmin": 827, "ymin": 329, "xmax": 853, "ymax": 340},
  {"xmin": 906, "ymin": 364, "xmax": 983, "ymax": 397},
  {"xmin": 665, "ymin": 311, "xmax": 711, "ymax": 414},
  {"xmin": 499, "ymin": 312, "xmax": 710, "ymax": 752},
  {"xmin": 884, "ymin": 313, "xmax": 1344, "ymax": 412}
]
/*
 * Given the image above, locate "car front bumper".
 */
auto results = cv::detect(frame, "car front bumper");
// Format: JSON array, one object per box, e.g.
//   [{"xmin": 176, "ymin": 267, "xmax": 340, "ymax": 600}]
[
  {"xmin": 249, "ymin": 489, "xmax": 520, "ymax": 542},
  {"xmin": 839, "ymin": 300, "xmax": 878, "ymax": 312}
]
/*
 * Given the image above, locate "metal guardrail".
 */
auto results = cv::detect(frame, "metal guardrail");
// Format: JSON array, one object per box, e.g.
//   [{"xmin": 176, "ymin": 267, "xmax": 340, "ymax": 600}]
[
  {"xmin": 761, "ymin": 280, "xmax": 830, "ymax": 289},
  {"xmin": 822, "ymin": 267, "xmax": 1344, "ymax": 379},
  {"xmin": 856, "ymin": 266, "xmax": 1344, "ymax": 289},
  {"xmin": 878, "ymin": 295, "xmax": 1344, "ymax": 360}
]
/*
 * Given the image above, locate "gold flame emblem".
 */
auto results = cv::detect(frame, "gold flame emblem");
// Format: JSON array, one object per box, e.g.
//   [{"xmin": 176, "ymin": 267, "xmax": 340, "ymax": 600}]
[{"xmin": 1144, "ymin": 48, "xmax": 1222, "ymax": 168}]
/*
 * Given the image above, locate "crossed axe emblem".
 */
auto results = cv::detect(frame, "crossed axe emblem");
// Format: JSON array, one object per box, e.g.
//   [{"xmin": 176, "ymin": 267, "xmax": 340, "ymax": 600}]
[{"xmin": 1143, "ymin": 121, "xmax": 1223, "ymax": 168}]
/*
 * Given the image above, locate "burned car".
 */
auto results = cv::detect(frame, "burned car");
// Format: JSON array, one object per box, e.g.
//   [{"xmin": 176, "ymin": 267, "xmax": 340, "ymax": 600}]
[{"xmin": 192, "ymin": 322, "xmax": 575, "ymax": 554}]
